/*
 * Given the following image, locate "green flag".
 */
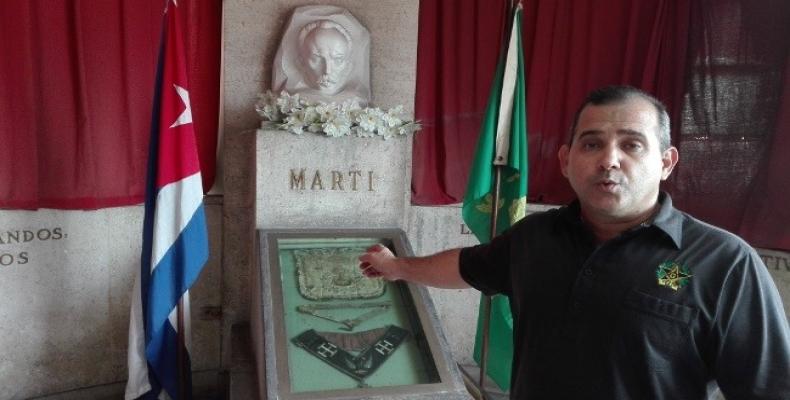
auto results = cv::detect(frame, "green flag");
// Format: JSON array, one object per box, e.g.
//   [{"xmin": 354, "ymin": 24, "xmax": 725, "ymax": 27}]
[{"xmin": 461, "ymin": 5, "xmax": 526, "ymax": 391}]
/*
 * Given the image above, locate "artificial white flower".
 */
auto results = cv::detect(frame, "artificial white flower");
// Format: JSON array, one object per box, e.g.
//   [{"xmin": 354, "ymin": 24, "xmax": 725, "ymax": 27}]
[
  {"xmin": 307, "ymin": 123, "xmax": 323, "ymax": 133},
  {"xmin": 315, "ymin": 103, "xmax": 335, "ymax": 122},
  {"xmin": 255, "ymin": 90, "xmax": 420, "ymax": 138},
  {"xmin": 398, "ymin": 122, "xmax": 418, "ymax": 136},
  {"xmin": 303, "ymin": 106, "xmax": 320, "ymax": 124},
  {"xmin": 383, "ymin": 105, "xmax": 405, "ymax": 127},
  {"xmin": 259, "ymin": 104, "xmax": 280, "ymax": 121},
  {"xmin": 323, "ymin": 116, "xmax": 352, "ymax": 137},
  {"xmin": 255, "ymin": 92, "xmax": 282, "ymax": 121},
  {"xmin": 356, "ymin": 109, "xmax": 379, "ymax": 132},
  {"xmin": 276, "ymin": 91, "xmax": 302, "ymax": 114},
  {"xmin": 377, "ymin": 125, "xmax": 394, "ymax": 139},
  {"xmin": 282, "ymin": 112, "xmax": 305, "ymax": 135}
]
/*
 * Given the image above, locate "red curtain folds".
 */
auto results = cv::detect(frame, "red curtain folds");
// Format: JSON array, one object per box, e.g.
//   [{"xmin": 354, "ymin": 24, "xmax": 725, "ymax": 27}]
[
  {"xmin": 412, "ymin": 0, "xmax": 690, "ymax": 205},
  {"xmin": 669, "ymin": 0, "xmax": 790, "ymax": 250},
  {"xmin": 0, "ymin": 0, "xmax": 220, "ymax": 210},
  {"xmin": 179, "ymin": 0, "xmax": 222, "ymax": 194},
  {"xmin": 739, "ymin": 58, "xmax": 790, "ymax": 250},
  {"xmin": 521, "ymin": 0, "xmax": 690, "ymax": 204},
  {"xmin": 411, "ymin": 0, "xmax": 509, "ymax": 204}
]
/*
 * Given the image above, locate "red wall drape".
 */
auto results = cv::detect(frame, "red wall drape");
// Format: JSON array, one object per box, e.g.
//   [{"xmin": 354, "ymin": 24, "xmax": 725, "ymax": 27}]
[
  {"xmin": 669, "ymin": 0, "xmax": 790, "ymax": 251},
  {"xmin": 521, "ymin": 0, "xmax": 690, "ymax": 204},
  {"xmin": 412, "ymin": 0, "xmax": 690, "ymax": 205},
  {"xmin": 411, "ymin": 0, "xmax": 509, "ymax": 204},
  {"xmin": 0, "ymin": 0, "xmax": 220, "ymax": 210},
  {"xmin": 739, "ymin": 58, "xmax": 790, "ymax": 250}
]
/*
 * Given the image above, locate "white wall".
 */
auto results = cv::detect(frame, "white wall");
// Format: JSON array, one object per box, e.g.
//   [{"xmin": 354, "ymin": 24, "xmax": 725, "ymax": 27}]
[{"xmin": 0, "ymin": 201, "xmax": 222, "ymax": 399}]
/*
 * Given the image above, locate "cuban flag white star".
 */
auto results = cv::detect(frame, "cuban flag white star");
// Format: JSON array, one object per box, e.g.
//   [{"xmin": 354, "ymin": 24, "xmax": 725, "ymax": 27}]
[{"xmin": 170, "ymin": 84, "xmax": 192, "ymax": 128}]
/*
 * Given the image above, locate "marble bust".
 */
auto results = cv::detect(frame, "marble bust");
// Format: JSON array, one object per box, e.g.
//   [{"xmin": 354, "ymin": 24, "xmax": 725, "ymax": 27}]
[{"xmin": 272, "ymin": 5, "xmax": 371, "ymax": 106}]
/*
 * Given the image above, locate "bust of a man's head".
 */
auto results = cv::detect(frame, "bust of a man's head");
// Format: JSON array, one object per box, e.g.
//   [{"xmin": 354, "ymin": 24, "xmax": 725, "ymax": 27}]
[
  {"xmin": 298, "ymin": 20, "xmax": 353, "ymax": 95},
  {"xmin": 272, "ymin": 5, "xmax": 371, "ymax": 105}
]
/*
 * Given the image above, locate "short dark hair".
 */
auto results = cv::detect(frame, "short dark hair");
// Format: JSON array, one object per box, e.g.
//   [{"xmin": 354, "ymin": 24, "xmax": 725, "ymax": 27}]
[{"xmin": 568, "ymin": 85, "xmax": 671, "ymax": 151}]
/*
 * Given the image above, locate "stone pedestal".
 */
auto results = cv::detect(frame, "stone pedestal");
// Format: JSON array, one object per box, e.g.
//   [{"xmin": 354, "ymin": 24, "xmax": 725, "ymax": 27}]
[
  {"xmin": 255, "ymin": 129, "xmax": 411, "ymax": 230},
  {"xmin": 221, "ymin": 3, "xmax": 421, "ymax": 396}
]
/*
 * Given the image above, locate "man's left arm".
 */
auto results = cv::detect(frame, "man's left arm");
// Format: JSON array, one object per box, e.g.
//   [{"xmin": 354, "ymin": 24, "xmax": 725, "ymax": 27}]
[{"xmin": 713, "ymin": 249, "xmax": 790, "ymax": 399}]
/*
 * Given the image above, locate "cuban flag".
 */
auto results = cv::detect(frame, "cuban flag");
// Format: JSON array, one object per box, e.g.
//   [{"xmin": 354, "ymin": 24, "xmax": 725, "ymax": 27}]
[{"xmin": 126, "ymin": 1, "xmax": 209, "ymax": 399}]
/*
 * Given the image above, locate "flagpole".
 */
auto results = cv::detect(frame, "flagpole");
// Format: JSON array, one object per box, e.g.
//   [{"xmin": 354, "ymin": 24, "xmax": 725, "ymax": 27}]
[
  {"xmin": 177, "ymin": 299, "xmax": 187, "ymax": 399},
  {"xmin": 479, "ymin": 0, "xmax": 517, "ymax": 395},
  {"xmin": 479, "ymin": 166, "xmax": 502, "ymax": 396}
]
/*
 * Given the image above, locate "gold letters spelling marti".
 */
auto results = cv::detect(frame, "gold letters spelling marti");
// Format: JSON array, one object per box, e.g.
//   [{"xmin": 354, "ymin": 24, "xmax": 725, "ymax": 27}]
[{"xmin": 290, "ymin": 168, "xmax": 376, "ymax": 192}]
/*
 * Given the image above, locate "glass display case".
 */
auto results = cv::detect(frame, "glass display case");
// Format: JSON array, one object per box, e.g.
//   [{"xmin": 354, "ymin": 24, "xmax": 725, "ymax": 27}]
[{"xmin": 255, "ymin": 229, "xmax": 469, "ymax": 399}]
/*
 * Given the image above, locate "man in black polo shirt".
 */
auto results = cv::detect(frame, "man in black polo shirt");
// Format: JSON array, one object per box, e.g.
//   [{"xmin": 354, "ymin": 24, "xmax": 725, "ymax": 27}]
[{"xmin": 359, "ymin": 85, "xmax": 790, "ymax": 399}]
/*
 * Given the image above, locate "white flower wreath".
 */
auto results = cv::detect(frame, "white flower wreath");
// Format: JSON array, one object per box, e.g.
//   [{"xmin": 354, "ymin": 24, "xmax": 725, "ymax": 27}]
[{"xmin": 255, "ymin": 91, "xmax": 420, "ymax": 138}]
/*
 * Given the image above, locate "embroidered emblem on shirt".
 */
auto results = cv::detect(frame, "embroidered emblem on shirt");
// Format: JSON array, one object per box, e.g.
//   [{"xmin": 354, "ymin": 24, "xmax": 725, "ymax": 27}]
[{"xmin": 656, "ymin": 261, "xmax": 692, "ymax": 291}]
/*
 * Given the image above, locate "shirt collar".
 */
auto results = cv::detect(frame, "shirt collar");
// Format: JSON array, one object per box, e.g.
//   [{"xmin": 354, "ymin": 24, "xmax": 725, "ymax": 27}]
[
  {"xmin": 650, "ymin": 191, "xmax": 683, "ymax": 249},
  {"xmin": 558, "ymin": 191, "xmax": 683, "ymax": 249}
]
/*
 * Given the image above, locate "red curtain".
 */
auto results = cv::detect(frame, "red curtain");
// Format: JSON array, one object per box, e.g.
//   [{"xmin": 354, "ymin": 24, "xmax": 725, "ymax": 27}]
[
  {"xmin": 668, "ymin": 0, "xmax": 790, "ymax": 250},
  {"xmin": 521, "ymin": 0, "xmax": 690, "ymax": 204},
  {"xmin": 411, "ymin": 0, "xmax": 509, "ymax": 204},
  {"xmin": 0, "ymin": 0, "xmax": 220, "ymax": 210},
  {"xmin": 739, "ymin": 59, "xmax": 790, "ymax": 250},
  {"xmin": 412, "ymin": 0, "xmax": 690, "ymax": 205}
]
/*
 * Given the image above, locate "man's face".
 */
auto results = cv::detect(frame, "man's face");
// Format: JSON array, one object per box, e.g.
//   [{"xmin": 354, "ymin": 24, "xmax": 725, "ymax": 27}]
[
  {"xmin": 558, "ymin": 97, "xmax": 678, "ymax": 222},
  {"xmin": 300, "ymin": 27, "xmax": 351, "ymax": 94}
]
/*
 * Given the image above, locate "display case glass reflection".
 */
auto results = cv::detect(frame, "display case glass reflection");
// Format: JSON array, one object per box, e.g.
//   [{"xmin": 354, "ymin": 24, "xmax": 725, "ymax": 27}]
[{"xmin": 258, "ymin": 230, "xmax": 464, "ymax": 399}]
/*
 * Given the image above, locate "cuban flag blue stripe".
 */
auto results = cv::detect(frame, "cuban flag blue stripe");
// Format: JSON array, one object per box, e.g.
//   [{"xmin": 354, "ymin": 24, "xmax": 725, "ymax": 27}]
[
  {"xmin": 145, "ymin": 199, "xmax": 208, "ymax": 345},
  {"xmin": 147, "ymin": 318, "xmax": 190, "ymax": 399},
  {"xmin": 141, "ymin": 180, "xmax": 207, "ymax": 399}
]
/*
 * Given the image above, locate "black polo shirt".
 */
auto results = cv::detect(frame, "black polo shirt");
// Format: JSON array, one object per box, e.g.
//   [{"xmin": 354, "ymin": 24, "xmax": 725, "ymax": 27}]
[{"xmin": 459, "ymin": 193, "xmax": 790, "ymax": 399}]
